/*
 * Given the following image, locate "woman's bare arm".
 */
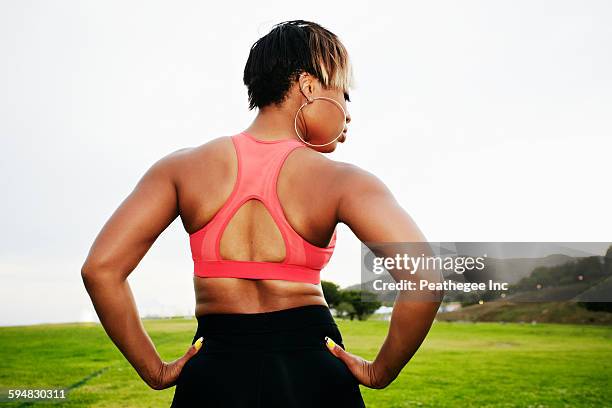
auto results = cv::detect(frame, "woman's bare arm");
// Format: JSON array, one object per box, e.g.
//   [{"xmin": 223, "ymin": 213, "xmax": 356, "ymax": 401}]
[
  {"xmin": 331, "ymin": 163, "xmax": 442, "ymax": 388},
  {"xmin": 80, "ymin": 149, "xmax": 197, "ymax": 390}
]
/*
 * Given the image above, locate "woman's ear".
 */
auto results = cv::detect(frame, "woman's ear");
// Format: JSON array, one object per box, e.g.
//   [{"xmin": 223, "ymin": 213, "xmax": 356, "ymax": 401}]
[{"xmin": 298, "ymin": 73, "xmax": 315, "ymax": 100}]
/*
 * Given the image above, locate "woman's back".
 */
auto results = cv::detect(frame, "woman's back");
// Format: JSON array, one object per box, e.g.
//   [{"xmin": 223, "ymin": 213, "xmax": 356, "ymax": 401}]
[
  {"xmin": 175, "ymin": 131, "xmax": 345, "ymax": 315},
  {"xmin": 81, "ymin": 21, "xmax": 439, "ymax": 400}
]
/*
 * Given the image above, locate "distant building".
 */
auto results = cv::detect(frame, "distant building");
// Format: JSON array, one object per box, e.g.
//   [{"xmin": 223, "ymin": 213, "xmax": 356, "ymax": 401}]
[
  {"xmin": 372, "ymin": 303, "xmax": 461, "ymax": 321},
  {"xmin": 373, "ymin": 306, "xmax": 393, "ymax": 321},
  {"xmin": 438, "ymin": 302, "xmax": 462, "ymax": 313}
]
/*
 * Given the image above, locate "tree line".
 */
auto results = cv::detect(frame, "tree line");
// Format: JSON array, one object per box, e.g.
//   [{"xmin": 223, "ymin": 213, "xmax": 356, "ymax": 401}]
[{"xmin": 321, "ymin": 281, "xmax": 382, "ymax": 320}]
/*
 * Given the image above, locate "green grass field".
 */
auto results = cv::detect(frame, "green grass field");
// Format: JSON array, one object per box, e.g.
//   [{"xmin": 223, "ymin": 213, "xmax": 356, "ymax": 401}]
[{"xmin": 1, "ymin": 319, "xmax": 610, "ymax": 407}]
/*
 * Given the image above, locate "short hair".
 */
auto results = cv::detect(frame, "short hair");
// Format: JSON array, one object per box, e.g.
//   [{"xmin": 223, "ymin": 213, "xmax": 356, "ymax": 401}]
[{"xmin": 243, "ymin": 20, "xmax": 355, "ymax": 110}]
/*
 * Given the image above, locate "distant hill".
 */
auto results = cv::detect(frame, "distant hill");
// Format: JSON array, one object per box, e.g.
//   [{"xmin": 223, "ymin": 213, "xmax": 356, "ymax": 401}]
[
  {"xmin": 349, "ymin": 253, "xmax": 576, "ymax": 303},
  {"xmin": 437, "ymin": 300, "xmax": 612, "ymax": 325},
  {"xmin": 436, "ymin": 252, "xmax": 612, "ymax": 324},
  {"xmin": 462, "ymin": 254, "xmax": 575, "ymax": 285}
]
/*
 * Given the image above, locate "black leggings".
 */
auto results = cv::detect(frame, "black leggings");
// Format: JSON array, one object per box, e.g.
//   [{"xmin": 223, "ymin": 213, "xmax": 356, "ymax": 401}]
[{"xmin": 170, "ymin": 304, "xmax": 366, "ymax": 407}]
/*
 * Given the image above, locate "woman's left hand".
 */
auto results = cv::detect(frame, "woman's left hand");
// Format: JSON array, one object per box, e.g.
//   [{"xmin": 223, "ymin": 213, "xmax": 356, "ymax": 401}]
[{"xmin": 324, "ymin": 336, "xmax": 390, "ymax": 389}]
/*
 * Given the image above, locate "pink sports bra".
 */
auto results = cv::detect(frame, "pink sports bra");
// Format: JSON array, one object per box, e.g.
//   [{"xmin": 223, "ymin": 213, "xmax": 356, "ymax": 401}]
[{"xmin": 189, "ymin": 131, "xmax": 337, "ymax": 285}]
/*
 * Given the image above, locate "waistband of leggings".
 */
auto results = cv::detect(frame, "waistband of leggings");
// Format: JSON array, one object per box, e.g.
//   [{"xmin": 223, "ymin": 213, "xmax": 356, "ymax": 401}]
[{"xmin": 195, "ymin": 304, "xmax": 336, "ymax": 335}]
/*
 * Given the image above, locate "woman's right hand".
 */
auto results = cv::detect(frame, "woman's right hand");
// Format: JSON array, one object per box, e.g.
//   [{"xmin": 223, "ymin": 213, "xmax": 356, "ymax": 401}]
[
  {"xmin": 148, "ymin": 337, "xmax": 204, "ymax": 390},
  {"xmin": 324, "ymin": 336, "xmax": 392, "ymax": 389}
]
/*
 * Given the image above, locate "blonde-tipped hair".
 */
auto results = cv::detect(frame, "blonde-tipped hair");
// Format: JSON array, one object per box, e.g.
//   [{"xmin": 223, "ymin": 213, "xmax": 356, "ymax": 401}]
[
  {"xmin": 243, "ymin": 20, "xmax": 355, "ymax": 110},
  {"xmin": 305, "ymin": 22, "xmax": 355, "ymax": 93}
]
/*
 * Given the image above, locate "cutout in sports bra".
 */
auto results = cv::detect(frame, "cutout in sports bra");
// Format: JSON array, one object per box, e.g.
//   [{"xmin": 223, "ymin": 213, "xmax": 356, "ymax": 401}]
[{"xmin": 189, "ymin": 131, "xmax": 337, "ymax": 284}]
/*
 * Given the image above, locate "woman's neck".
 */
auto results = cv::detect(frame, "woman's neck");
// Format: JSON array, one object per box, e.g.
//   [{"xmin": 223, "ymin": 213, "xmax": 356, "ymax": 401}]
[{"xmin": 243, "ymin": 104, "xmax": 301, "ymax": 142}]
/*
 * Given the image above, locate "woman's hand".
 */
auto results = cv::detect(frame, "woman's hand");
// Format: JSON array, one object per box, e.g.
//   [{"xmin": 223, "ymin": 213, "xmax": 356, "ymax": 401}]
[
  {"xmin": 148, "ymin": 337, "xmax": 204, "ymax": 390},
  {"xmin": 324, "ymin": 336, "xmax": 391, "ymax": 389}
]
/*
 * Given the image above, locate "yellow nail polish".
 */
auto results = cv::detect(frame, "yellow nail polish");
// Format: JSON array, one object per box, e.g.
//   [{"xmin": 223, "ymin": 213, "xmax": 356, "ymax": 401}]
[
  {"xmin": 325, "ymin": 337, "xmax": 336, "ymax": 351},
  {"xmin": 194, "ymin": 337, "xmax": 203, "ymax": 351}
]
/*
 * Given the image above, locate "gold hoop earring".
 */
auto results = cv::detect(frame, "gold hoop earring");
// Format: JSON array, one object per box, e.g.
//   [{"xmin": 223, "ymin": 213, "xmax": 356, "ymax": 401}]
[{"xmin": 294, "ymin": 96, "xmax": 347, "ymax": 147}]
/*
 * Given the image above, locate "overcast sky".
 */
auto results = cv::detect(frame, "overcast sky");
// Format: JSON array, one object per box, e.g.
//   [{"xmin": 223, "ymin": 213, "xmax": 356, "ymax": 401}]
[{"xmin": 1, "ymin": 1, "xmax": 611, "ymax": 326}]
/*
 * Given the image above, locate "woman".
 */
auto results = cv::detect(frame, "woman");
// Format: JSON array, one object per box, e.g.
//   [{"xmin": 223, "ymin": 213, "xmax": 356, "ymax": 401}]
[{"xmin": 81, "ymin": 20, "xmax": 441, "ymax": 407}]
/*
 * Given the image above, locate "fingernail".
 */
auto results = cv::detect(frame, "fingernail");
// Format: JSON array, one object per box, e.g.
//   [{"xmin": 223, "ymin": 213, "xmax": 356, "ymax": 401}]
[
  {"xmin": 194, "ymin": 337, "xmax": 203, "ymax": 351},
  {"xmin": 325, "ymin": 336, "xmax": 336, "ymax": 351}
]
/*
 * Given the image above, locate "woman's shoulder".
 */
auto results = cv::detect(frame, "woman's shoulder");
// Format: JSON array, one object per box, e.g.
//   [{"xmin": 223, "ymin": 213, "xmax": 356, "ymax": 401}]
[
  {"xmin": 144, "ymin": 136, "xmax": 235, "ymax": 183},
  {"xmin": 320, "ymin": 156, "xmax": 389, "ymax": 192},
  {"xmin": 287, "ymin": 147, "xmax": 368, "ymax": 177},
  {"xmin": 288, "ymin": 149, "xmax": 391, "ymax": 199},
  {"xmin": 161, "ymin": 136, "xmax": 234, "ymax": 164},
  {"xmin": 189, "ymin": 135, "xmax": 235, "ymax": 157},
  {"xmin": 325, "ymin": 160, "xmax": 393, "ymax": 203}
]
